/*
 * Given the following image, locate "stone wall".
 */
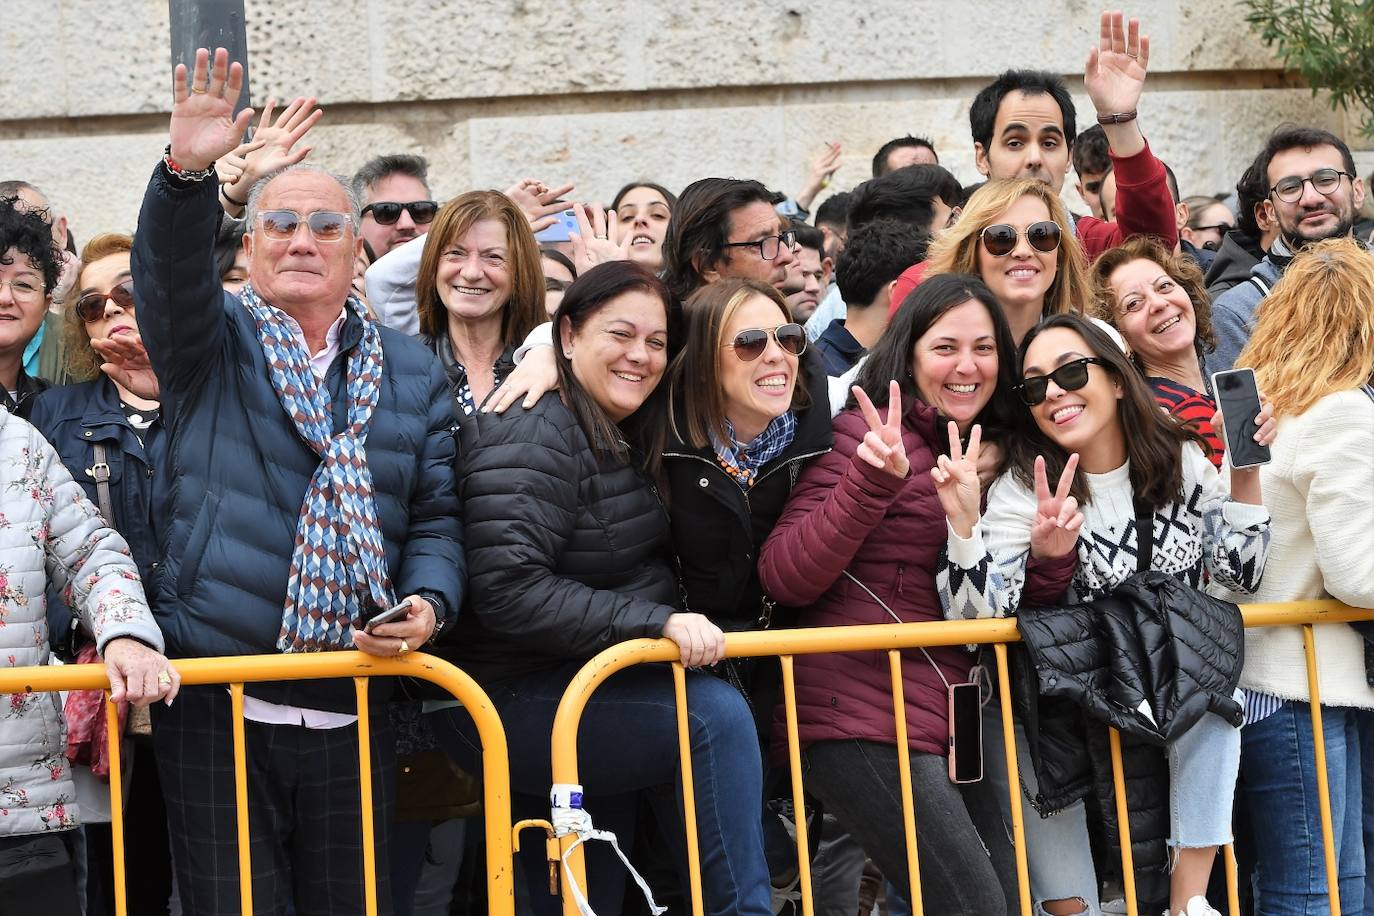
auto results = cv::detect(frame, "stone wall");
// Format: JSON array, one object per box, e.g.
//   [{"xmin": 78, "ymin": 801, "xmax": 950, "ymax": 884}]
[{"xmin": 2, "ymin": 0, "xmax": 1370, "ymax": 239}]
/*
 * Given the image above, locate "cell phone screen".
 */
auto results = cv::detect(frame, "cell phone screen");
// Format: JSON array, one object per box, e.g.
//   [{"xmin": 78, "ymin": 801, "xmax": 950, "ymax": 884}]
[
  {"xmin": 1212, "ymin": 369, "xmax": 1271, "ymax": 469},
  {"xmin": 948, "ymin": 682, "xmax": 983, "ymax": 783}
]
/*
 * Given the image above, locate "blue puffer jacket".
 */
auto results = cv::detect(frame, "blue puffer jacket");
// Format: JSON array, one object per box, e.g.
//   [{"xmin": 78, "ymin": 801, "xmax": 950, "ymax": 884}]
[
  {"xmin": 28, "ymin": 375, "xmax": 166, "ymax": 654},
  {"xmin": 131, "ymin": 165, "xmax": 464, "ymax": 711}
]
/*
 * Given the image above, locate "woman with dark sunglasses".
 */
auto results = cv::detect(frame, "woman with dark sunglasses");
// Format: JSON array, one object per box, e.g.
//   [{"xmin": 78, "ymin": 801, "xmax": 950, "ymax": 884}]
[
  {"xmin": 27, "ymin": 232, "xmax": 175, "ymax": 916},
  {"xmin": 936, "ymin": 313, "xmax": 1276, "ymax": 916},
  {"xmin": 756, "ymin": 274, "xmax": 1073, "ymax": 914}
]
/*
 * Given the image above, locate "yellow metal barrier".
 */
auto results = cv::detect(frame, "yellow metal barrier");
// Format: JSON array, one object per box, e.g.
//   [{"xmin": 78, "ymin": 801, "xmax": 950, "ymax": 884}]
[
  {"xmin": 0, "ymin": 651, "xmax": 516, "ymax": 916},
  {"xmin": 550, "ymin": 599, "xmax": 1374, "ymax": 916}
]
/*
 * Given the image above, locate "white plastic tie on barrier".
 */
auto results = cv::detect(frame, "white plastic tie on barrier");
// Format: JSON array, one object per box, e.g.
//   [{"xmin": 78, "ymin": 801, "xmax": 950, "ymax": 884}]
[{"xmin": 550, "ymin": 782, "xmax": 666, "ymax": 916}]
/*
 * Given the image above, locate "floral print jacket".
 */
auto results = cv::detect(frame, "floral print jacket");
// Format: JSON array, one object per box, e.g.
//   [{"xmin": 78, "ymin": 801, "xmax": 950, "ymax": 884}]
[{"xmin": 0, "ymin": 407, "xmax": 164, "ymax": 836}]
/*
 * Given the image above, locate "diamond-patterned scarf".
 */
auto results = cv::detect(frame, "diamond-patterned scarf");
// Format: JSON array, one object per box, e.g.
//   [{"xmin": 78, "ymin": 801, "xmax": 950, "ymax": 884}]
[{"xmin": 240, "ymin": 283, "xmax": 396, "ymax": 652}]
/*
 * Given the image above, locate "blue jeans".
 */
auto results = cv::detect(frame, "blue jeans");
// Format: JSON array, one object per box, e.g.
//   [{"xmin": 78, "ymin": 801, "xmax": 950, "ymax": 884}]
[
  {"xmin": 436, "ymin": 663, "xmax": 770, "ymax": 916},
  {"xmin": 1242, "ymin": 701, "xmax": 1370, "ymax": 915}
]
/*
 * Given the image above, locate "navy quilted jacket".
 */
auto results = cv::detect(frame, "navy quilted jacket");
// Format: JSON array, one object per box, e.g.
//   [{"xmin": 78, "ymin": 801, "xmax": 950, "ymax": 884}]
[{"xmin": 131, "ymin": 165, "xmax": 463, "ymax": 710}]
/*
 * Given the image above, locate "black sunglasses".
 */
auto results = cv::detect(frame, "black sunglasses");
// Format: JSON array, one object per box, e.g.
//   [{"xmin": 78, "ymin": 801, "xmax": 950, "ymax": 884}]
[
  {"xmin": 1014, "ymin": 357, "xmax": 1106, "ymax": 406},
  {"xmin": 724, "ymin": 323, "xmax": 807, "ymax": 361},
  {"xmin": 721, "ymin": 230, "xmax": 797, "ymax": 261},
  {"xmin": 361, "ymin": 200, "xmax": 439, "ymax": 226},
  {"xmin": 980, "ymin": 221, "xmax": 1062, "ymax": 257},
  {"xmin": 76, "ymin": 280, "xmax": 136, "ymax": 324}
]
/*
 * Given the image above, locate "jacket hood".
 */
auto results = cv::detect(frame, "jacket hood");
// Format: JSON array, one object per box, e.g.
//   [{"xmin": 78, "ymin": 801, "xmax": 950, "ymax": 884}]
[{"xmin": 1203, "ymin": 230, "xmax": 1264, "ymax": 289}]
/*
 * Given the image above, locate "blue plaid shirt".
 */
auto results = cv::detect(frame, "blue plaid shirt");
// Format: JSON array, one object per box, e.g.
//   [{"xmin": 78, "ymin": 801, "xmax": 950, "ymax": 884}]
[{"xmin": 710, "ymin": 412, "xmax": 798, "ymax": 490}]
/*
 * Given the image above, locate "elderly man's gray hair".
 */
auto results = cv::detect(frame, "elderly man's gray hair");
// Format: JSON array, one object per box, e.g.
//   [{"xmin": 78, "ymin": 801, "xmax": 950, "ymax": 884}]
[{"xmin": 243, "ymin": 165, "xmax": 363, "ymax": 233}]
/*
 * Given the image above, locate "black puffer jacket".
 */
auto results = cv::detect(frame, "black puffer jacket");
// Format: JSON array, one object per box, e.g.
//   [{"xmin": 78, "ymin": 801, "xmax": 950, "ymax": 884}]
[
  {"xmin": 1013, "ymin": 572, "xmax": 1245, "ymax": 907},
  {"xmin": 663, "ymin": 356, "xmax": 832, "ymax": 631},
  {"xmin": 448, "ymin": 392, "xmax": 677, "ymax": 686}
]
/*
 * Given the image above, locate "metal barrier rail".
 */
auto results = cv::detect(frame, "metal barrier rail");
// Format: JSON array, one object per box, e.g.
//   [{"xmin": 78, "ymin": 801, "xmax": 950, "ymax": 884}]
[
  {"xmin": 0, "ymin": 652, "xmax": 516, "ymax": 916},
  {"xmin": 549, "ymin": 599, "xmax": 1374, "ymax": 916}
]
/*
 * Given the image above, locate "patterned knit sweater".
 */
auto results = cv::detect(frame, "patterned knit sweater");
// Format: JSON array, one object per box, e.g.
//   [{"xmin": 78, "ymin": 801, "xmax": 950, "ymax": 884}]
[{"xmin": 940, "ymin": 443, "xmax": 1270, "ymax": 619}]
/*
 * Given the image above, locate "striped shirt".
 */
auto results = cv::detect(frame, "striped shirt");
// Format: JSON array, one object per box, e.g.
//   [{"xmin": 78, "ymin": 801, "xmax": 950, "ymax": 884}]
[{"xmin": 1149, "ymin": 376, "xmax": 1223, "ymax": 469}]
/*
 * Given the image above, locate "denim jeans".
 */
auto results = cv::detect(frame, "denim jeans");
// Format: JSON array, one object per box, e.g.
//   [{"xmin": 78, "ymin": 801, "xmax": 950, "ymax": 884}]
[
  {"xmin": 435, "ymin": 663, "xmax": 770, "ymax": 916},
  {"xmin": 1241, "ymin": 701, "xmax": 1369, "ymax": 915}
]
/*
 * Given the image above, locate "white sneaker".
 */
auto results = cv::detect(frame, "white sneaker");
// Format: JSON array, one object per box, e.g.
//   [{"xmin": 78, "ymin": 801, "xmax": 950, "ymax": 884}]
[{"xmin": 1166, "ymin": 896, "xmax": 1221, "ymax": 916}]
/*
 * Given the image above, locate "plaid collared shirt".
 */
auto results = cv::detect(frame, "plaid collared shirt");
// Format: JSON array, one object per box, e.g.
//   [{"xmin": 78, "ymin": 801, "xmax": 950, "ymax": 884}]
[{"xmin": 710, "ymin": 411, "xmax": 797, "ymax": 490}]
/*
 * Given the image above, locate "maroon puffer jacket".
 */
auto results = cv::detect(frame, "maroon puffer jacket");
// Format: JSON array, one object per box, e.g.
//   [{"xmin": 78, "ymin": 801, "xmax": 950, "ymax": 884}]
[{"xmin": 758, "ymin": 397, "xmax": 1075, "ymax": 757}]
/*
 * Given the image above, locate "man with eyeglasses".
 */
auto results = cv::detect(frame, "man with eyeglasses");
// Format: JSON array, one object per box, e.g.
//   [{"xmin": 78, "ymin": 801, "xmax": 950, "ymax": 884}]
[
  {"xmin": 351, "ymin": 153, "xmax": 438, "ymax": 258},
  {"xmin": 663, "ymin": 177, "xmax": 797, "ymax": 301},
  {"xmin": 1210, "ymin": 126, "xmax": 1368, "ymax": 374},
  {"xmin": 122, "ymin": 48, "xmax": 462, "ymax": 916}
]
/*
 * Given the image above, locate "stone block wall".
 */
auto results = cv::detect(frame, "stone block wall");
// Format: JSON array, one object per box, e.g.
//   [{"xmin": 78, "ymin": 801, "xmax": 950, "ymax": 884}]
[{"xmin": 1, "ymin": 0, "xmax": 1368, "ymax": 238}]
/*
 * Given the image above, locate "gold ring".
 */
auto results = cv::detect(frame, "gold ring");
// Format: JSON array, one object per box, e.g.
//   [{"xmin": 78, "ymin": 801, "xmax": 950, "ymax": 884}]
[
  {"xmin": 157, "ymin": 671, "xmax": 172, "ymax": 685},
  {"xmin": 398, "ymin": 639, "xmax": 410, "ymax": 655},
  {"xmin": 191, "ymin": 86, "xmax": 207, "ymax": 94}
]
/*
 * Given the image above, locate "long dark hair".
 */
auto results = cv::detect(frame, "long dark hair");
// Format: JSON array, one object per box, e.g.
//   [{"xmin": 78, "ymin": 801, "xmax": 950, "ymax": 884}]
[
  {"xmin": 553, "ymin": 260, "xmax": 682, "ymax": 481},
  {"xmin": 1003, "ymin": 313, "xmax": 1209, "ymax": 509},
  {"xmin": 849, "ymin": 272, "xmax": 1020, "ymax": 451}
]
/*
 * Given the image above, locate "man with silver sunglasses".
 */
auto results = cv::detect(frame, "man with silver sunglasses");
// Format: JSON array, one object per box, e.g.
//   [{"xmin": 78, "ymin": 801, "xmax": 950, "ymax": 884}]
[{"xmin": 117, "ymin": 47, "xmax": 463, "ymax": 916}]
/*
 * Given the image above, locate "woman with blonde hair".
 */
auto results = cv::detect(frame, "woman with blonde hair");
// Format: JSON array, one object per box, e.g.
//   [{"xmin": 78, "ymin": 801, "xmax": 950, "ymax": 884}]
[
  {"xmin": 924, "ymin": 178, "xmax": 1096, "ymax": 343},
  {"xmin": 1092, "ymin": 235, "xmax": 1224, "ymax": 465},
  {"xmin": 1216, "ymin": 237, "xmax": 1374, "ymax": 914}
]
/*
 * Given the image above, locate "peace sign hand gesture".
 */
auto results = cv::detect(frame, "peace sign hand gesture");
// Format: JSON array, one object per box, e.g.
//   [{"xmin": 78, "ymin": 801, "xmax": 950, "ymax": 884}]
[
  {"xmin": 853, "ymin": 382, "xmax": 909, "ymax": 480},
  {"xmin": 1084, "ymin": 11, "xmax": 1150, "ymax": 117},
  {"xmin": 931, "ymin": 421, "xmax": 983, "ymax": 538},
  {"xmin": 170, "ymin": 47, "xmax": 255, "ymax": 173},
  {"xmin": 1029, "ymin": 454, "xmax": 1085, "ymax": 560}
]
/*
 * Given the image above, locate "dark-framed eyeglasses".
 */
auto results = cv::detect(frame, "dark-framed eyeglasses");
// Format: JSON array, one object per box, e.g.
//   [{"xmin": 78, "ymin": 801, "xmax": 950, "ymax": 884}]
[
  {"xmin": 980, "ymin": 221, "xmax": 1062, "ymax": 257},
  {"xmin": 361, "ymin": 200, "xmax": 439, "ymax": 225},
  {"xmin": 75, "ymin": 280, "xmax": 136, "ymax": 324},
  {"xmin": 1014, "ymin": 357, "xmax": 1107, "ymax": 406},
  {"xmin": 258, "ymin": 209, "xmax": 352, "ymax": 242},
  {"xmin": 1268, "ymin": 168, "xmax": 1353, "ymax": 204},
  {"xmin": 721, "ymin": 229, "xmax": 797, "ymax": 261},
  {"xmin": 723, "ymin": 323, "xmax": 807, "ymax": 361}
]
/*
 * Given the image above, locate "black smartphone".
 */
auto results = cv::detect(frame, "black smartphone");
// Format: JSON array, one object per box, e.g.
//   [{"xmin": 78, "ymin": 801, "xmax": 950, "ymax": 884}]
[
  {"xmin": 1211, "ymin": 368, "xmax": 1271, "ymax": 469},
  {"xmin": 947, "ymin": 682, "xmax": 983, "ymax": 784},
  {"xmin": 364, "ymin": 598, "xmax": 412, "ymax": 634}
]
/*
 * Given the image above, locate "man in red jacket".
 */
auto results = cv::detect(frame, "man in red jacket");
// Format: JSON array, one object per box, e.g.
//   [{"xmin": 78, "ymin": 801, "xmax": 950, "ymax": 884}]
[{"xmin": 890, "ymin": 11, "xmax": 1177, "ymax": 316}]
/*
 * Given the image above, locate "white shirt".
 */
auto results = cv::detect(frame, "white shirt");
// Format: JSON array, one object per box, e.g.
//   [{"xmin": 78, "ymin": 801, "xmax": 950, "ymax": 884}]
[{"xmin": 242, "ymin": 306, "xmax": 357, "ymax": 729}]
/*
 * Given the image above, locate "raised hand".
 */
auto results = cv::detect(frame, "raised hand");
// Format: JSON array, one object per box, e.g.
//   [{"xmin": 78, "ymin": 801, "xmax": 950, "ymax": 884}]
[
  {"xmin": 91, "ymin": 331, "xmax": 160, "ymax": 401},
  {"xmin": 569, "ymin": 203, "xmax": 632, "ymax": 274},
  {"xmin": 797, "ymin": 142, "xmax": 842, "ymax": 210},
  {"xmin": 169, "ymin": 47, "xmax": 255, "ymax": 173},
  {"xmin": 231, "ymin": 97, "xmax": 322, "ymax": 190},
  {"xmin": 931, "ymin": 421, "xmax": 983, "ymax": 537},
  {"xmin": 505, "ymin": 178, "xmax": 575, "ymax": 234},
  {"xmin": 1084, "ymin": 11, "xmax": 1150, "ymax": 117},
  {"xmin": 1029, "ymin": 454, "xmax": 1084, "ymax": 560},
  {"xmin": 853, "ymin": 381, "xmax": 910, "ymax": 480}
]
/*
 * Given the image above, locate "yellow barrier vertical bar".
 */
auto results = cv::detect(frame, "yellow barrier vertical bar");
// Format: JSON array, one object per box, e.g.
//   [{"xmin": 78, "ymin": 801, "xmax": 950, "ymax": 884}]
[
  {"xmin": 229, "ymin": 683, "xmax": 253, "ymax": 916},
  {"xmin": 888, "ymin": 650, "xmax": 924, "ymax": 915},
  {"xmin": 992, "ymin": 645, "xmax": 1032, "ymax": 916},
  {"xmin": 1107, "ymin": 728, "xmax": 1138, "ymax": 916},
  {"xmin": 105, "ymin": 694, "xmax": 128, "ymax": 916},
  {"xmin": 355, "ymin": 677, "xmax": 378, "ymax": 916},
  {"xmin": 1224, "ymin": 844, "xmax": 1239, "ymax": 916},
  {"xmin": 1302, "ymin": 624, "xmax": 1341, "ymax": 916},
  {"xmin": 672, "ymin": 663, "xmax": 705, "ymax": 916},
  {"xmin": 778, "ymin": 656, "xmax": 815, "ymax": 916}
]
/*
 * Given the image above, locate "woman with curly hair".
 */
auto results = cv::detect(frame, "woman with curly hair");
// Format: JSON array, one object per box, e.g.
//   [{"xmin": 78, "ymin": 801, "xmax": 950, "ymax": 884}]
[{"xmin": 1092, "ymin": 235, "xmax": 1223, "ymax": 465}]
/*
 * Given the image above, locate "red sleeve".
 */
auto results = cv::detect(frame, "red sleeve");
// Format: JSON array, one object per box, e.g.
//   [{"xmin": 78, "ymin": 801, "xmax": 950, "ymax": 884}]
[
  {"xmin": 1076, "ymin": 139, "xmax": 1179, "ymax": 262},
  {"xmin": 888, "ymin": 260, "xmax": 931, "ymax": 320},
  {"xmin": 758, "ymin": 411, "xmax": 906, "ymax": 606},
  {"xmin": 1022, "ymin": 551, "xmax": 1077, "ymax": 605}
]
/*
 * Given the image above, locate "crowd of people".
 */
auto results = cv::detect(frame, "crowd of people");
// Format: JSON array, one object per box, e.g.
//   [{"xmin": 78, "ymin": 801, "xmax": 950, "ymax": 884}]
[{"xmin": 2, "ymin": 8, "xmax": 1374, "ymax": 916}]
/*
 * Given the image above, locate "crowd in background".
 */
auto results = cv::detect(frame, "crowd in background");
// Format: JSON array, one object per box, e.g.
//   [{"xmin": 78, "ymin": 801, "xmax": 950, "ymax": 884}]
[{"xmin": 1, "ymin": 8, "xmax": 1374, "ymax": 916}]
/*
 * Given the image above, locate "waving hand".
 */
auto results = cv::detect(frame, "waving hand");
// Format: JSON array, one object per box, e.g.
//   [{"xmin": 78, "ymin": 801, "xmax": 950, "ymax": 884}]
[{"xmin": 169, "ymin": 47, "xmax": 255, "ymax": 173}]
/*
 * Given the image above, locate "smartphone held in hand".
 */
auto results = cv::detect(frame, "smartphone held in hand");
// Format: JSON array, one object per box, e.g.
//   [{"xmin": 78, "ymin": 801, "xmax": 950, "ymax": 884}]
[
  {"xmin": 1211, "ymin": 368, "xmax": 1271, "ymax": 469},
  {"xmin": 364, "ymin": 598, "xmax": 412, "ymax": 634}
]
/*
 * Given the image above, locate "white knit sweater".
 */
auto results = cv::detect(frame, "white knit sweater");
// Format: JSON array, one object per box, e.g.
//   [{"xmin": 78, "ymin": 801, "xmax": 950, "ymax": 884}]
[{"xmin": 1212, "ymin": 389, "xmax": 1374, "ymax": 709}]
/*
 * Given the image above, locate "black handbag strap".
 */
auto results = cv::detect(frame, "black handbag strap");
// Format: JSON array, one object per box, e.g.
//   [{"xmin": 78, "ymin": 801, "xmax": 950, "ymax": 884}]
[{"xmin": 1134, "ymin": 501, "xmax": 1153, "ymax": 574}]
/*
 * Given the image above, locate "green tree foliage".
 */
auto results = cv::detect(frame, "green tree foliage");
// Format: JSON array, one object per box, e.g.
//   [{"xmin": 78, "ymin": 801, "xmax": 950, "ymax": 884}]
[{"xmin": 1242, "ymin": 0, "xmax": 1374, "ymax": 136}]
